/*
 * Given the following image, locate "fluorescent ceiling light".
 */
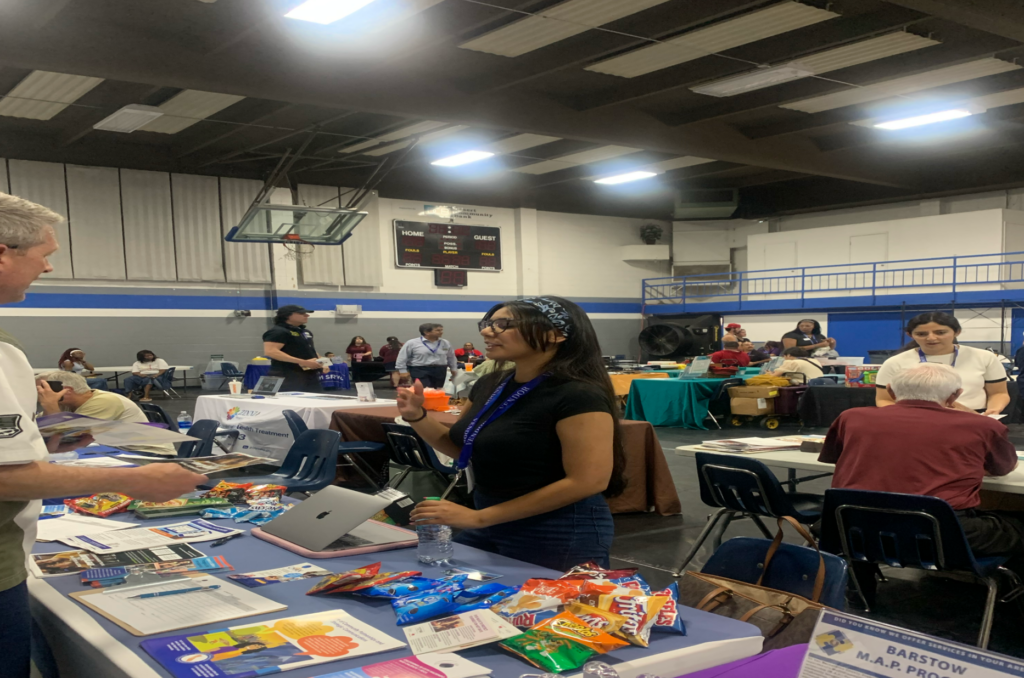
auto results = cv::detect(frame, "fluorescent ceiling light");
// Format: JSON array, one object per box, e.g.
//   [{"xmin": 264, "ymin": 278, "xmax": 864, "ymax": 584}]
[
  {"xmin": 873, "ymin": 108, "xmax": 976, "ymax": 130},
  {"xmin": 285, "ymin": 0, "xmax": 378, "ymax": 24},
  {"xmin": 140, "ymin": 90, "xmax": 245, "ymax": 134},
  {"xmin": 432, "ymin": 150, "xmax": 495, "ymax": 166},
  {"xmin": 692, "ymin": 63, "xmax": 814, "ymax": 97},
  {"xmin": 595, "ymin": 171, "xmax": 659, "ymax": 184},
  {"xmin": 93, "ymin": 104, "xmax": 165, "ymax": 133},
  {"xmin": 0, "ymin": 71, "xmax": 104, "ymax": 120}
]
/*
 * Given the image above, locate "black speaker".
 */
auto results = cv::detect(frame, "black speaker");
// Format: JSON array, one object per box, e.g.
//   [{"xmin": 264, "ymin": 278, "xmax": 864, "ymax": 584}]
[{"xmin": 638, "ymin": 314, "xmax": 720, "ymax": 360}]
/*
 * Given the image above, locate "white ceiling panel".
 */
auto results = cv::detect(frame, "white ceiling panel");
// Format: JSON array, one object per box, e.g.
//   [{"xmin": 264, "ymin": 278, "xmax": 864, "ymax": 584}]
[
  {"xmin": 140, "ymin": 90, "xmax": 246, "ymax": 134},
  {"xmin": 512, "ymin": 145, "xmax": 642, "ymax": 174},
  {"xmin": 364, "ymin": 125, "xmax": 469, "ymax": 156},
  {"xmin": 796, "ymin": 32, "xmax": 938, "ymax": 75},
  {"xmin": 0, "ymin": 71, "xmax": 104, "ymax": 120},
  {"xmin": 587, "ymin": 1, "xmax": 838, "ymax": 78},
  {"xmin": 460, "ymin": 0, "xmax": 671, "ymax": 58},
  {"xmin": 339, "ymin": 120, "xmax": 448, "ymax": 154},
  {"xmin": 781, "ymin": 58, "xmax": 1021, "ymax": 113},
  {"xmin": 486, "ymin": 133, "xmax": 562, "ymax": 154},
  {"xmin": 645, "ymin": 156, "xmax": 716, "ymax": 172}
]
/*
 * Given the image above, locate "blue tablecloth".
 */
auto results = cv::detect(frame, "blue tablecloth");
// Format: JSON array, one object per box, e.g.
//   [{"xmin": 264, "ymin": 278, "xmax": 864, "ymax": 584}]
[
  {"xmin": 243, "ymin": 363, "xmax": 350, "ymax": 390},
  {"xmin": 625, "ymin": 377, "xmax": 730, "ymax": 429},
  {"xmin": 30, "ymin": 508, "xmax": 761, "ymax": 678}
]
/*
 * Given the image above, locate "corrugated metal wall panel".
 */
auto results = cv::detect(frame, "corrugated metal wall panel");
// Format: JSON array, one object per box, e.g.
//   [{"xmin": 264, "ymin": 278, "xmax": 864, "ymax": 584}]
[
  {"xmin": 121, "ymin": 169, "xmax": 177, "ymax": 281},
  {"xmin": 343, "ymin": 191, "xmax": 383, "ymax": 287},
  {"xmin": 172, "ymin": 173, "xmax": 225, "ymax": 282},
  {"xmin": 7, "ymin": 160, "xmax": 73, "ymax": 278},
  {"xmin": 65, "ymin": 165, "xmax": 126, "ymax": 280},
  {"xmin": 0, "ymin": 158, "xmax": 8, "ymax": 192},
  {"xmin": 296, "ymin": 184, "xmax": 344, "ymax": 286},
  {"xmin": 220, "ymin": 177, "xmax": 272, "ymax": 283}
]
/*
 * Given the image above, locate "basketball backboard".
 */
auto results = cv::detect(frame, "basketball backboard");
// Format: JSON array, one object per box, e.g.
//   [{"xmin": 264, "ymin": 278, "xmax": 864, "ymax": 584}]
[{"xmin": 224, "ymin": 203, "xmax": 367, "ymax": 245}]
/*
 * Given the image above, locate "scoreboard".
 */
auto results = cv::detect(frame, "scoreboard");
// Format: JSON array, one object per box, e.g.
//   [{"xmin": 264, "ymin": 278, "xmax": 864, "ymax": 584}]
[{"xmin": 393, "ymin": 220, "xmax": 501, "ymax": 271}]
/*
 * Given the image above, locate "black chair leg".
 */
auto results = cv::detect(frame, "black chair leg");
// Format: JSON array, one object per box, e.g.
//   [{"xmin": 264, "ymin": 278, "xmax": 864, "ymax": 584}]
[
  {"xmin": 749, "ymin": 514, "xmax": 775, "ymax": 539},
  {"xmin": 846, "ymin": 560, "xmax": 872, "ymax": 612},
  {"xmin": 978, "ymin": 576, "xmax": 999, "ymax": 649},
  {"xmin": 343, "ymin": 454, "xmax": 383, "ymax": 491},
  {"xmin": 673, "ymin": 508, "xmax": 733, "ymax": 576}
]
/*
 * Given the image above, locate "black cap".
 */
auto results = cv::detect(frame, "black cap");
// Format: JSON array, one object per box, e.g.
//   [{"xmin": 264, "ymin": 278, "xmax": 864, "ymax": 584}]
[{"xmin": 278, "ymin": 304, "xmax": 313, "ymax": 315}]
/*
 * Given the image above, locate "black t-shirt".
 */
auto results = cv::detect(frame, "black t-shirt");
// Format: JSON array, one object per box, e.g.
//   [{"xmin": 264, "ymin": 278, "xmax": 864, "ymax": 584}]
[
  {"xmin": 262, "ymin": 323, "xmax": 317, "ymax": 371},
  {"xmin": 782, "ymin": 330, "xmax": 823, "ymax": 347},
  {"xmin": 448, "ymin": 375, "xmax": 613, "ymax": 499}
]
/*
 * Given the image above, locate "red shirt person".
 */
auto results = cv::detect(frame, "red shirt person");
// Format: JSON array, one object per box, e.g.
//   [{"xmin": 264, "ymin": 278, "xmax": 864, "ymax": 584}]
[
  {"xmin": 345, "ymin": 336, "xmax": 373, "ymax": 363},
  {"xmin": 454, "ymin": 342, "xmax": 484, "ymax": 363},
  {"xmin": 709, "ymin": 341, "xmax": 750, "ymax": 367}
]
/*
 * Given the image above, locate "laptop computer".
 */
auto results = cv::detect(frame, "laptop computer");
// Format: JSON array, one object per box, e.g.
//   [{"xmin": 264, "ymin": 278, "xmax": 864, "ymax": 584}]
[
  {"xmin": 259, "ymin": 486, "xmax": 397, "ymax": 552},
  {"xmin": 221, "ymin": 375, "xmax": 285, "ymax": 399}
]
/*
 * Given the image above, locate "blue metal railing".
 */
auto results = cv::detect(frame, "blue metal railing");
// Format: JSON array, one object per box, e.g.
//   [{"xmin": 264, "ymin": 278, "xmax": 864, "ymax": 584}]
[{"xmin": 643, "ymin": 251, "xmax": 1024, "ymax": 310}]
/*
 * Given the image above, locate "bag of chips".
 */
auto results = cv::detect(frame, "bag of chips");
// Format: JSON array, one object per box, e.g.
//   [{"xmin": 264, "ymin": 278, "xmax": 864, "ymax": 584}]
[
  {"xmin": 577, "ymin": 583, "xmax": 668, "ymax": 647},
  {"xmin": 393, "ymin": 591, "xmax": 459, "ymax": 626},
  {"xmin": 245, "ymin": 484, "xmax": 286, "ymax": 501},
  {"xmin": 322, "ymin": 570, "xmax": 423, "ymax": 595},
  {"xmin": 306, "ymin": 563, "xmax": 383, "ymax": 596},
  {"xmin": 610, "ymin": 575, "xmax": 652, "ymax": 595},
  {"xmin": 492, "ymin": 578, "xmax": 588, "ymax": 627},
  {"xmin": 564, "ymin": 602, "xmax": 627, "ymax": 636},
  {"xmin": 559, "ymin": 562, "xmax": 638, "ymax": 581},
  {"xmin": 357, "ymin": 575, "xmax": 464, "ymax": 599},
  {"xmin": 201, "ymin": 481, "xmax": 252, "ymax": 503},
  {"xmin": 500, "ymin": 611, "xmax": 627, "ymax": 673},
  {"xmin": 65, "ymin": 493, "xmax": 132, "ymax": 517},
  {"xmin": 451, "ymin": 584, "xmax": 520, "ymax": 614},
  {"xmin": 651, "ymin": 582, "xmax": 685, "ymax": 635}
]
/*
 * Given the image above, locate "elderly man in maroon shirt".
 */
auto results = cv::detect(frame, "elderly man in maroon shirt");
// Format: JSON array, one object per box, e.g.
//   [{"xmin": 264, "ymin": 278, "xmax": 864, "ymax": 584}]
[{"xmin": 819, "ymin": 362, "xmax": 1023, "ymax": 602}]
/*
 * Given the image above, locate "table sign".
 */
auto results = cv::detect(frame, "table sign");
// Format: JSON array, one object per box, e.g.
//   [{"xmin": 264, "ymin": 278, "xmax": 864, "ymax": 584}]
[
  {"xmin": 799, "ymin": 610, "xmax": 1024, "ymax": 678},
  {"xmin": 682, "ymin": 357, "xmax": 712, "ymax": 380},
  {"xmin": 356, "ymin": 382, "xmax": 377, "ymax": 402}
]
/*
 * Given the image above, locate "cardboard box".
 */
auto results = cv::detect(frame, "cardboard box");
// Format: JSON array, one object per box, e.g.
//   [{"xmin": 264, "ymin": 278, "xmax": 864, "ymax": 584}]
[
  {"xmin": 730, "ymin": 397, "xmax": 775, "ymax": 416},
  {"xmin": 845, "ymin": 364, "xmax": 883, "ymax": 388},
  {"xmin": 728, "ymin": 385, "xmax": 779, "ymax": 399}
]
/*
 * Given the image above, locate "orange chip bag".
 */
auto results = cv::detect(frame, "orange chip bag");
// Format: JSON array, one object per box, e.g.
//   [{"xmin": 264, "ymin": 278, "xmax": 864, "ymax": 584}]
[
  {"xmin": 564, "ymin": 601, "xmax": 627, "ymax": 636},
  {"xmin": 306, "ymin": 562, "xmax": 381, "ymax": 596},
  {"xmin": 492, "ymin": 578, "xmax": 589, "ymax": 627},
  {"xmin": 579, "ymin": 592, "xmax": 668, "ymax": 647},
  {"xmin": 65, "ymin": 493, "xmax": 132, "ymax": 517},
  {"xmin": 534, "ymin": 611, "xmax": 629, "ymax": 654}
]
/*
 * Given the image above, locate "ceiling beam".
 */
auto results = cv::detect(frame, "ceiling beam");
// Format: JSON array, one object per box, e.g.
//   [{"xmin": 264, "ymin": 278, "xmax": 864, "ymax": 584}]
[{"xmin": 883, "ymin": 0, "xmax": 1024, "ymax": 43}]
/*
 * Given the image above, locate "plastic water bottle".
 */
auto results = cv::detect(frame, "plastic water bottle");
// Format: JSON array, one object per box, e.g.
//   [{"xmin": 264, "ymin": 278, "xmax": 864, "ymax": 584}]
[
  {"xmin": 177, "ymin": 411, "xmax": 192, "ymax": 433},
  {"xmin": 416, "ymin": 497, "xmax": 453, "ymax": 564}
]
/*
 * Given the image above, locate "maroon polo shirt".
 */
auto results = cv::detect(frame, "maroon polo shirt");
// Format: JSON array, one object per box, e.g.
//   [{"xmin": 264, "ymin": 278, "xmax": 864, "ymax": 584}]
[
  {"xmin": 819, "ymin": 400, "xmax": 1018, "ymax": 509},
  {"xmin": 709, "ymin": 349, "xmax": 750, "ymax": 367}
]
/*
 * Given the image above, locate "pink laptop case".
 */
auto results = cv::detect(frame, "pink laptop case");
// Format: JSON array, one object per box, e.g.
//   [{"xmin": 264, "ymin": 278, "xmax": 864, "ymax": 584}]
[{"xmin": 251, "ymin": 520, "xmax": 418, "ymax": 558}]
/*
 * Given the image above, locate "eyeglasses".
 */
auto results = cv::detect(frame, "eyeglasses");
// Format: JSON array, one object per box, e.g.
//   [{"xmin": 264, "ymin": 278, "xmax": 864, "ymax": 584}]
[{"xmin": 478, "ymin": 318, "xmax": 517, "ymax": 334}]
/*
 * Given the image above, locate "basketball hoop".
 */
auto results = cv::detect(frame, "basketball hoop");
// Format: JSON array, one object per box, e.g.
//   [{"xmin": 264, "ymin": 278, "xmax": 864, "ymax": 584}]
[{"xmin": 281, "ymin": 233, "xmax": 316, "ymax": 260}]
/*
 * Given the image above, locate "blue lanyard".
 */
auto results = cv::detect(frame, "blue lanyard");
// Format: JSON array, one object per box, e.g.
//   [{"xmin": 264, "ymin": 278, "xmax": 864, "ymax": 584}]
[
  {"xmin": 457, "ymin": 373, "xmax": 548, "ymax": 470},
  {"xmin": 421, "ymin": 338, "xmax": 440, "ymax": 354},
  {"xmin": 918, "ymin": 347, "xmax": 957, "ymax": 367}
]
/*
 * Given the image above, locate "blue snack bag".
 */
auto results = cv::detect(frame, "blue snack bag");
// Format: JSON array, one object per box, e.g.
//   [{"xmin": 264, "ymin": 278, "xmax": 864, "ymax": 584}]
[
  {"xmin": 393, "ymin": 592, "xmax": 458, "ymax": 625},
  {"xmin": 450, "ymin": 584, "xmax": 520, "ymax": 614},
  {"xmin": 651, "ymin": 582, "xmax": 686, "ymax": 635},
  {"xmin": 611, "ymin": 574, "xmax": 652, "ymax": 595},
  {"xmin": 357, "ymin": 576, "xmax": 444, "ymax": 599}
]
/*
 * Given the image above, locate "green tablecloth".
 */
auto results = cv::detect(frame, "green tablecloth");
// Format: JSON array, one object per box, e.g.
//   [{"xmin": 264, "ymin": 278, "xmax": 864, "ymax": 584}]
[{"xmin": 624, "ymin": 377, "xmax": 728, "ymax": 429}]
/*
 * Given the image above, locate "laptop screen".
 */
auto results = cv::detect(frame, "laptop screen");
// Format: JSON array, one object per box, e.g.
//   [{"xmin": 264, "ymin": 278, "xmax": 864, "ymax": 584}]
[{"xmin": 252, "ymin": 376, "xmax": 285, "ymax": 396}]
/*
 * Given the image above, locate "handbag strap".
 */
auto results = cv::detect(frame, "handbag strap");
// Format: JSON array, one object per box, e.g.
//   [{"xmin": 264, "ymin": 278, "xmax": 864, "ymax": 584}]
[
  {"xmin": 739, "ymin": 603, "xmax": 771, "ymax": 623},
  {"xmin": 756, "ymin": 516, "xmax": 826, "ymax": 603},
  {"xmin": 696, "ymin": 586, "xmax": 731, "ymax": 611}
]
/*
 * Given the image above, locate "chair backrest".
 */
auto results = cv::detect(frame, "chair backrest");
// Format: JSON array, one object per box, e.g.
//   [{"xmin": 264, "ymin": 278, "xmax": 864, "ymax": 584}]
[
  {"xmin": 281, "ymin": 410, "xmax": 308, "ymax": 439},
  {"xmin": 808, "ymin": 376, "xmax": 839, "ymax": 386},
  {"xmin": 157, "ymin": 366, "xmax": 176, "ymax": 389},
  {"xmin": 220, "ymin": 362, "xmax": 243, "ymax": 377},
  {"xmin": 820, "ymin": 489, "xmax": 981, "ymax": 574},
  {"xmin": 176, "ymin": 419, "xmax": 218, "ymax": 458},
  {"xmin": 381, "ymin": 423, "xmax": 439, "ymax": 471},
  {"xmin": 694, "ymin": 452, "xmax": 796, "ymax": 518},
  {"xmin": 702, "ymin": 536, "xmax": 849, "ymax": 610},
  {"xmin": 276, "ymin": 429, "xmax": 341, "ymax": 484},
  {"xmin": 139, "ymin": 402, "xmax": 177, "ymax": 432}
]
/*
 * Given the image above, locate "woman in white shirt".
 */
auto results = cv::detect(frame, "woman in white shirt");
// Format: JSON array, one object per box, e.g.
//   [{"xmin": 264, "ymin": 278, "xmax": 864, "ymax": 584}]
[
  {"xmin": 875, "ymin": 312, "xmax": 1009, "ymax": 415},
  {"xmin": 771, "ymin": 347, "xmax": 825, "ymax": 384},
  {"xmin": 124, "ymin": 349, "xmax": 169, "ymax": 402}
]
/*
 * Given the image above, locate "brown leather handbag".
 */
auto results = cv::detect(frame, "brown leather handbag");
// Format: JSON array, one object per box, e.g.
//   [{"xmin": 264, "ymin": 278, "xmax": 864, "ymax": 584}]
[{"xmin": 676, "ymin": 516, "xmax": 834, "ymax": 652}]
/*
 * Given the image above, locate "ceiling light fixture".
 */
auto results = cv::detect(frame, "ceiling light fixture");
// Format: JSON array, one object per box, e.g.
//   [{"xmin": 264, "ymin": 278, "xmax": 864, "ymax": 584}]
[
  {"xmin": 594, "ymin": 171, "xmax": 659, "ymax": 185},
  {"xmin": 691, "ymin": 62, "xmax": 815, "ymax": 97},
  {"xmin": 873, "ymin": 108, "xmax": 976, "ymax": 130},
  {"xmin": 431, "ymin": 150, "xmax": 495, "ymax": 167},
  {"xmin": 92, "ymin": 104, "xmax": 165, "ymax": 133},
  {"xmin": 285, "ymin": 0, "xmax": 378, "ymax": 24}
]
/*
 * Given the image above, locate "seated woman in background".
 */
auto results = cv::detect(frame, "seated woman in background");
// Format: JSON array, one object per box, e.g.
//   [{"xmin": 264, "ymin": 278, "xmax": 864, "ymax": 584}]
[
  {"xmin": 772, "ymin": 347, "xmax": 824, "ymax": 384},
  {"xmin": 346, "ymin": 336, "xmax": 373, "ymax": 363},
  {"xmin": 379, "ymin": 336, "xmax": 404, "ymax": 388},
  {"xmin": 781, "ymin": 319, "xmax": 836, "ymax": 352},
  {"xmin": 740, "ymin": 339, "xmax": 770, "ymax": 365},
  {"xmin": 57, "ymin": 347, "xmax": 108, "ymax": 390},
  {"xmin": 748, "ymin": 340, "xmax": 782, "ymax": 365},
  {"xmin": 875, "ymin": 311, "xmax": 1009, "ymax": 415},
  {"xmin": 124, "ymin": 349, "xmax": 169, "ymax": 402}
]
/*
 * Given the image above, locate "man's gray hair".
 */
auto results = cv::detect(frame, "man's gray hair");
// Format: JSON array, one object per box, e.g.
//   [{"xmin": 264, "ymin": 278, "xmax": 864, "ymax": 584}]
[
  {"xmin": 39, "ymin": 371, "xmax": 91, "ymax": 394},
  {"xmin": 0, "ymin": 192, "xmax": 62, "ymax": 249},
  {"xmin": 889, "ymin": 363, "xmax": 962, "ymax": 403}
]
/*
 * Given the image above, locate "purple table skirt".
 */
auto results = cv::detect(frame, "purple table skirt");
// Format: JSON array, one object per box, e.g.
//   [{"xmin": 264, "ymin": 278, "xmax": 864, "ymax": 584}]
[{"xmin": 676, "ymin": 644, "xmax": 807, "ymax": 678}]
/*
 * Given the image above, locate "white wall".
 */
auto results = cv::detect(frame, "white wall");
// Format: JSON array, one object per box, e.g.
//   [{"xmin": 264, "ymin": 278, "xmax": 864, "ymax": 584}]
[{"xmin": 537, "ymin": 212, "xmax": 670, "ymax": 298}]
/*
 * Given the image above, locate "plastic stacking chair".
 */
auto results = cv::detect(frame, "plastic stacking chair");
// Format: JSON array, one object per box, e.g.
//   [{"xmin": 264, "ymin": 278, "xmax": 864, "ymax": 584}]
[
  {"xmin": 381, "ymin": 423, "xmax": 459, "ymax": 492},
  {"xmin": 220, "ymin": 362, "xmax": 245, "ymax": 379},
  {"xmin": 702, "ymin": 534, "xmax": 849, "ymax": 610},
  {"xmin": 155, "ymin": 366, "xmax": 181, "ymax": 399},
  {"xmin": 808, "ymin": 376, "xmax": 840, "ymax": 386},
  {"xmin": 282, "ymin": 410, "xmax": 385, "ymax": 490},
  {"xmin": 175, "ymin": 419, "xmax": 218, "ymax": 458},
  {"xmin": 211, "ymin": 429, "xmax": 341, "ymax": 494},
  {"xmin": 139, "ymin": 403, "xmax": 178, "ymax": 432},
  {"xmin": 820, "ymin": 488, "xmax": 1016, "ymax": 648},
  {"xmin": 674, "ymin": 452, "xmax": 824, "ymax": 576},
  {"xmin": 705, "ymin": 377, "xmax": 745, "ymax": 429}
]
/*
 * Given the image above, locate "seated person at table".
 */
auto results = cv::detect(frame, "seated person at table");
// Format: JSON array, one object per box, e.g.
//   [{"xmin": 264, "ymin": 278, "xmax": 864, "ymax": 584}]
[
  {"xmin": 749, "ymin": 340, "xmax": 782, "ymax": 364},
  {"xmin": 57, "ymin": 347, "xmax": 107, "ymax": 390},
  {"xmin": 709, "ymin": 341, "xmax": 750, "ymax": 367},
  {"xmin": 454, "ymin": 342, "xmax": 484, "ymax": 365},
  {"xmin": 819, "ymin": 363, "xmax": 1023, "ymax": 599},
  {"xmin": 739, "ymin": 339, "xmax": 770, "ymax": 365},
  {"xmin": 771, "ymin": 347, "xmax": 823, "ymax": 383},
  {"xmin": 124, "ymin": 349, "xmax": 168, "ymax": 402},
  {"xmin": 36, "ymin": 371, "xmax": 176, "ymax": 456}
]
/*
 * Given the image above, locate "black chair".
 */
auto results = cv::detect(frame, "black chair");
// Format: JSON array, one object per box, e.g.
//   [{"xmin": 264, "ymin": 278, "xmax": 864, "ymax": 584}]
[
  {"xmin": 808, "ymin": 376, "xmax": 841, "ymax": 386},
  {"xmin": 705, "ymin": 377, "xmax": 744, "ymax": 429},
  {"xmin": 176, "ymin": 419, "xmax": 218, "ymax": 458},
  {"xmin": 139, "ymin": 403, "xmax": 178, "ymax": 432},
  {"xmin": 381, "ymin": 422, "xmax": 459, "ymax": 493},
  {"xmin": 154, "ymin": 366, "xmax": 181, "ymax": 399},
  {"xmin": 220, "ymin": 362, "xmax": 244, "ymax": 379},
  {"xmin": 820, "ymin": 489, "xmax": 1019, "ymax": 648},
  {"xmin": 281, "ymin": 410, "xmax": 385, "ymax": 490},
  {"xmin": 674, "ymin": 452, "xmax": 824, "ymax": 575},
  {"xmin": 205, "ymin": 429, "xmax": 341, "ymax": 493}
]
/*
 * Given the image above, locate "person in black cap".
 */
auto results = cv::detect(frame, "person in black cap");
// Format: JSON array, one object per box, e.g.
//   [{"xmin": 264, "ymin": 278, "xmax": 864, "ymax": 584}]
[{"xmin": 262, "ymin": 305, "xmax": 327, "ymax": 392}]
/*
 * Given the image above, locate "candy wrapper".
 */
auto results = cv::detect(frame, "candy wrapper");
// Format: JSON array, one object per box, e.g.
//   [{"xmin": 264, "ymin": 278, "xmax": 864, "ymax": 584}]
[
  {"xmin": 245, "ymin": 484, "xmax": 286, "ymax": 501},
  {"xmin": 200, "ymin": 504, "xmax": 287, "ymax": 525},
  {"xmin": 492, "ymin": 578, "xmax": 588, "ymax": 628},
  {"xmin": 356, "ymin": 575, "xmax": 465, "ymax": 599},
  {"xmin": 201, "ymin": 481, "xmax": 252, "ymax": 504},
  {"xmin": 306, "ymin": 562, "xmax": 382, "ymax": 596},
  {"xmin": 65, "ymin": 493, "xmax": 132, "ymax": 517},
  {"xmin": 577, "ymin": 581, "xmax": 667, "ymax": 647},
  {"xmin": 500, "ymin": 611, "xmax": 627, "ymax": 673},
  {"xmin": 559, "ymin": 561, "xmax": 638, "ymax": 581},
  {"xmin": 651, "ymin": 582, "xmax": 685, "ymax": 635}
]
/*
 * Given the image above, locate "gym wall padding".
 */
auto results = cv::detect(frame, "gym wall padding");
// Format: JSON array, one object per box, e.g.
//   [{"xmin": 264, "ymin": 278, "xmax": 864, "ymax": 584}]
[{"xmin": 827, "ymin": 311, "xmax": 905, "ymax": 360}]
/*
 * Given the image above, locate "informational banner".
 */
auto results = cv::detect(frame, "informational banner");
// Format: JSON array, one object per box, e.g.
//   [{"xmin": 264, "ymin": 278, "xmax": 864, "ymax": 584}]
[{"xmin": 800, "ymin": 610, "xmax": 1024, "ymax": 678}]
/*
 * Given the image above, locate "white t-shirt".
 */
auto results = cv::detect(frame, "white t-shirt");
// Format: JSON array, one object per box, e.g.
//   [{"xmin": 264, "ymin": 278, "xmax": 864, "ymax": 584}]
[
  {"xmin": 875, "ymin": 345, "xmax": 1007, "ymax": 410},
  {"xmin": 132, "ymin": 358, "xmax": 169, "ymax": 375},
  {"xmin": 777, "ymin": 358, "xmax": 824, "ymax": 383}
]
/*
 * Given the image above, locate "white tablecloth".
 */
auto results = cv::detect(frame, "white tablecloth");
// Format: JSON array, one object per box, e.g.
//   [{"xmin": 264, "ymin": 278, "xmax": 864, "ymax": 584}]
[{"xmin": 194, "ymin": 393, "xmax": 395, "ymax": 462}]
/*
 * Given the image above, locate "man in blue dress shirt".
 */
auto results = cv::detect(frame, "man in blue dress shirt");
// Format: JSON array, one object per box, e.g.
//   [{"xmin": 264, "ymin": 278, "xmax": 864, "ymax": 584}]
[{"xmin": 395, "ymin": 323, "xmax": 457, "ymax": 388}]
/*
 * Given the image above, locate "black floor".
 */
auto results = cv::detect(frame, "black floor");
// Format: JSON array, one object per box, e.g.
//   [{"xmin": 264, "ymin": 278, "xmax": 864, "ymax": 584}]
[{"xmin": 162, "ymin": 386, "xmax": 1024, "ymax": 657}]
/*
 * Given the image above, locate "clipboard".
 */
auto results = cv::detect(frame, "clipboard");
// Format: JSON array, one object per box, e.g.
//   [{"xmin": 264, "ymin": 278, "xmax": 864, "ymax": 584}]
[{"xmin": 69, "ymin": 573, "xmax": 287, "ymax": 636}]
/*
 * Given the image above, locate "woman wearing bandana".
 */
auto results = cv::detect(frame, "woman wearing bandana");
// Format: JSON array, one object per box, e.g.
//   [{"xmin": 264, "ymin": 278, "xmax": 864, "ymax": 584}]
[{"xmin": 398, "ymin": 296, "xmax": 625, "ymax": 571}]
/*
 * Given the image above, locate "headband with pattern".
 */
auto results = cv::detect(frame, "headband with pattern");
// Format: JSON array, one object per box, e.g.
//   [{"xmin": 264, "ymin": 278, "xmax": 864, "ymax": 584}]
[{"xmin": 519, "ymin": 297, "xmax": 573, "ymax": 338}]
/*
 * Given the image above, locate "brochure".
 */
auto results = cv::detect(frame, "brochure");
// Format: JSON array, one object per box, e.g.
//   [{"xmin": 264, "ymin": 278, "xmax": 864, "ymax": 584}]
[
  {"xmin": 403, "ymin": 610, "xmax": 520, "ymax": 655},
  {"xmin": 60, "ymin": 518, "xmax": 242, "ymax": 553},
  {"xmin": 320, "ymin": 653, "xmax": 492, "ymax": 678},
  {"xmin": 29, "ymin": 543, "xmax": 207, "ymax": 577},
  {"xmin": 36, "ymin": 412, "xmax": 198, "ymax": 447},
  {"xmin": 80, "ymin": 554, "xmax": 231, "ymax": 587},
  {"xmin": 35, "ymin": 514, "xmax": 136, "ymax": 542},
  {"xmin": 120, "ymin": 452, "xmax": 277, "ymax": 473},
  {"xmin": 141, "ymin": 610, "xmax": 405, "ymax": 677},
  {"xmin": 228, "ymin": 563, "xmax": 332, "ymax": 588}
]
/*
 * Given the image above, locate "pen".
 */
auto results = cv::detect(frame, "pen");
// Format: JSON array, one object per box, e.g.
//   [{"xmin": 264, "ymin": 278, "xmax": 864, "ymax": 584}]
[
  {"xmin": 211, "ymin": 533, "xmax": 243, "ymax": 547},
  {"xmin": 129, "ymin": 585, "xmax": 220, "ymax": 599}
]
